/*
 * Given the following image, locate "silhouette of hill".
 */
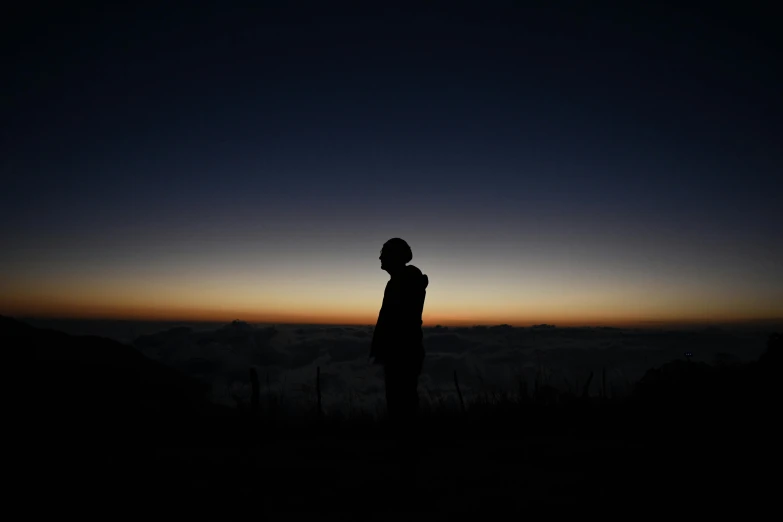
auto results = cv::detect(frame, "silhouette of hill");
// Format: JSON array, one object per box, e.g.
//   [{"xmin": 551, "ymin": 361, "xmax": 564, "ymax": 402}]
[{"xmin": 7, "ymin": 315, "xmax": 239, "ymax": 448}]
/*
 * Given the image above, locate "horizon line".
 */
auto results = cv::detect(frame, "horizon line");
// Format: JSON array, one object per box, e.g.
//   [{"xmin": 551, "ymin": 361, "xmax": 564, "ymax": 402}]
[{"xmin": 6, "ymin": 313, "xmax": 782, "ymax": 331}]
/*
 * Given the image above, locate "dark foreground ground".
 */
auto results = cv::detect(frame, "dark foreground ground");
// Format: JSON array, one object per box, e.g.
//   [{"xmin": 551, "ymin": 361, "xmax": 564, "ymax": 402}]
[
  {"xmin": 36, "ymin": 422, "xmax": 774, "ymax": 516},
  {"xmin": 13, "ymin": 315, "xmax": 779, "ymax": 516}
]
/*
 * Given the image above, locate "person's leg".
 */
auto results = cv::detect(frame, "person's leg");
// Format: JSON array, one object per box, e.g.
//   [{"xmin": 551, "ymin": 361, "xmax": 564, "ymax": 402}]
[
  {"xmin": 384, "ymin": 361, "xmax": 404, "ymax": 425},
  {"xmin": 402, "ymin": 363, "xmax": 419, "ymax": 424},
  {"xmin": 401, "ymin": 350, "xmax": 423, "ymax": 424},
  {"xmin": 411, "ymin": 350, "xmax": 423, "ymax": 416},
  {"xmin": 383, "ymin": 363, "xmax": 394, "ymax": 422},
  {"xmin": 386, "ymin": 350, "xmax": 424, "ymax": 427},
  {"xmin": 394, "ymin": 354, "xmax": 424, "ymax": 495}
]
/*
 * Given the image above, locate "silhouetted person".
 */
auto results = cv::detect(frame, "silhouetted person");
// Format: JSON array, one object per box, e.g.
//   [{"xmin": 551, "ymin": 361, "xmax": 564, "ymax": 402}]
[{"xmin": 370, "ymin": 238, "xmax": 428, "ymax": 432}]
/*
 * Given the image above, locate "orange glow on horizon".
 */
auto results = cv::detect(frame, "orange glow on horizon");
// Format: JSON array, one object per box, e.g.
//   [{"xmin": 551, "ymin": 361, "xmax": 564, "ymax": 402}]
[{"xmin": 2, "ymin": 299, "xmax": 780, "ymax": 329}]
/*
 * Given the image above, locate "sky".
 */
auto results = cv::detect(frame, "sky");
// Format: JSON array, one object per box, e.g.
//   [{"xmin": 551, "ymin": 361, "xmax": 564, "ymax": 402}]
[{"xmin": 1, "ymin": 4, "xmax": 781, "ymax": 327}]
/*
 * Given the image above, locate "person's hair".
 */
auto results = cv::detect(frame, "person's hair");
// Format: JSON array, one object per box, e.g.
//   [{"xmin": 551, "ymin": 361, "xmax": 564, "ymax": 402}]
[{"xmin": 383, "ymin": 238, "xmax": 413, "ymax": 264}]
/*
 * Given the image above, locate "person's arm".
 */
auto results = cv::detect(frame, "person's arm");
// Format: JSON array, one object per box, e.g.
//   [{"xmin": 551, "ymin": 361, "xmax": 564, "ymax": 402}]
[
  {"xmin": 370, "ymin": 315, "xmax": 383, "ymax": 361},
  {"xmin": 370, "ymin": 283, "xmax": 393, "ymax": 362}
]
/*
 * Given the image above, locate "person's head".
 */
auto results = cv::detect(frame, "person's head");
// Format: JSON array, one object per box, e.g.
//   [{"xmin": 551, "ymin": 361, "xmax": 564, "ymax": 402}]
[{"xmin": 379, "ymin": 238, "xmax": 412, "ymax": 273}]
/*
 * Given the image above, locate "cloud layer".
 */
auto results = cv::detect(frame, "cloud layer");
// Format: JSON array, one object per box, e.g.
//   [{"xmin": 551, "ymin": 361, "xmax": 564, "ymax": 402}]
[{"xmin": 130, "ymin": 321, "xmax": 770, "ymax": 416}]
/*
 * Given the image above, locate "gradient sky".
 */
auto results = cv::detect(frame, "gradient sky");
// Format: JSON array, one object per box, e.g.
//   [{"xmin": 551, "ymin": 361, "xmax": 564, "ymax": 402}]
[{"xmin": 2, "ymin": 4, "xmax": 781, "ymax": 326}]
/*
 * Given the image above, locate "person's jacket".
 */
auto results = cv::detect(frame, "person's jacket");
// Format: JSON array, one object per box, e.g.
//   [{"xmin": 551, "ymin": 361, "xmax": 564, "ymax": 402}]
[{"xmin": 370, "ymin": 264, "xmax": 428, "ymax": 364}]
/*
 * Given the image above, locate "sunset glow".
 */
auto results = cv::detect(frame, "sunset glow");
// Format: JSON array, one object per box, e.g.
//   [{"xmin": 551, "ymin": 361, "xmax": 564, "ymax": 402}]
[{"xmin": 2, "ymin": 4, "xmax": 780, "ymax": 329}]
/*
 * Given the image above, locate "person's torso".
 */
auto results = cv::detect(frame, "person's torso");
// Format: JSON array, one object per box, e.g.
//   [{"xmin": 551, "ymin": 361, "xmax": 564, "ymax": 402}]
[{"xmin": 378, "ymin": 271, "xmax": 426, "ymax": 338}]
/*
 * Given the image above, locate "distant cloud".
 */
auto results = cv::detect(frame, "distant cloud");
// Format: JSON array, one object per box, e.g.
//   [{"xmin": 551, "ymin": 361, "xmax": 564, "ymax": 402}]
[
  {"xmin": 425, "ymin": 333, "xmax": 477, "ymax": 354},
  {"xmin": 288, "ymin": 340, "xmax": 324, "ymax": 368},
  {"xmin": 130, "ymin": 322, "xmax": 770, "ymax": 416},
  {"xmin": 324, "ymin": 337, "xmax": 371, "ymax": 363}
]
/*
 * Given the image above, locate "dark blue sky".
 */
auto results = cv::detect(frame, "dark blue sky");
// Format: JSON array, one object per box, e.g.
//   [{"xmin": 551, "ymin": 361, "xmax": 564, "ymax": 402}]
[{"xmin": 2, "ymin": 3, "xmax": 781, "ymax": 325}]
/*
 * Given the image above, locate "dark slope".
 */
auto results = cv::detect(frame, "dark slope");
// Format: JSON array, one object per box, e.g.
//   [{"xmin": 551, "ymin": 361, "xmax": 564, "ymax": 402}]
[{"xmin": 7, "ymin": 315, "xmax": 237, "ymax": 446}]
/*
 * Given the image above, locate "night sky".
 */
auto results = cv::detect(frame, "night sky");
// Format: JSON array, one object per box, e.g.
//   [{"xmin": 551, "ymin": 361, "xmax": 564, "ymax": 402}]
[{"xmin": 2, "ymin": 4, "xmax": 781, "ymax": 326}]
